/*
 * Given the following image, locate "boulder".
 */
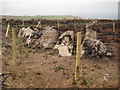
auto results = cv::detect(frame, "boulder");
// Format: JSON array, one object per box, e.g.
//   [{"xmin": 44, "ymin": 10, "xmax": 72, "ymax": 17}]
[
  {"xmin": 54, "ymin": 30, "xmax": 74, "ymax": 56},
  {"xmin": 40, "ymin": 26, "xmax": 59, "ymax": 49},
  {"xmin": 81, "ymin": 20, "xmax": 112, "ymax": 58},
  {"xmin": 18, "ymin": 27, "xmax": 41, "ymax": 46}
]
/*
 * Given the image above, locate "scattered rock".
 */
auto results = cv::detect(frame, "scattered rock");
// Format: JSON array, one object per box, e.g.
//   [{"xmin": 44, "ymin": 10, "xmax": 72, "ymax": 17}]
[{"xmin": 104, "ymin": 74, "xmax": 110, "ymax": 81}]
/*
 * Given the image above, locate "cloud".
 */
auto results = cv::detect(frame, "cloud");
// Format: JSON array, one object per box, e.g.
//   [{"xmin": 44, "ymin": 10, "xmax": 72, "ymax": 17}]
[{"xmin": 0, "ymin": 1, "xmax": 118, "ymax": 19}]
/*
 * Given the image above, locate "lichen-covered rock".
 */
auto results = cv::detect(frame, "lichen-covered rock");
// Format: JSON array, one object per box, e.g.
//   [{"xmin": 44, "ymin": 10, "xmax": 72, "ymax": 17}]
[
  {"xmin": 18, "ymin": 27, "xmax": 26, "ymax": 38},
  {"xmin": 40, "ymin": 26, "xmax": 59, "ymax": 49},
  {"xmin": 18, "ymin": 27, "xmax": 42, "ymax": 46},
  {"xmin": 82, "ymin": 39, "xmax": 109, "ymax": 57},
  {"xmin": 81, "ymin": 20, "xmax": 112, "ymax": 58}
]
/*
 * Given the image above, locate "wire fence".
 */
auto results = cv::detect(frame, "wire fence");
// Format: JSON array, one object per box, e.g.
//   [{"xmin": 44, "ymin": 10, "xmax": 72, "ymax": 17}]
[
  {"xmin": 2, "ymin": 20, "xmax": 119, "ymax": 54},
  {"xmin": 1, "ymin": 19, "xmax": 119, "ymax": 84}
]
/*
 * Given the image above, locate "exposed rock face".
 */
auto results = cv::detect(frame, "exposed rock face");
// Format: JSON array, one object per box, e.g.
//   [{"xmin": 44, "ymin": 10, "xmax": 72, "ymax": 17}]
[
  {"xmin": 82, "ymin": 39, "xmax": 109, "ymax": 57},
  {"xmin": 18, "ymin": 27, "xmax": 41, "ymax": 45},
  {"xmin": 32, "ymin": 28, "xmax": 42, "ymax": 39},
  {"xmin": 19, "ymin": 27, "xmax": 34, "ymax": 38},
  {"xmin": 81, "ymin": 20, "xmax": 112, "ymax": 58},
  {"xmin": 18, "ymin": 27, "xmax": 27, "ymax": 38},
  {"xmin": 54, "ymin": 31, "xmax": 74, "ymax": 56},
  {"xmin": 84, "ymin": 29, "xmax": 97, "ymax": 40},
  {"xmin": 40, "ymin": 26, "xmax": 59, "ymax": 49}
]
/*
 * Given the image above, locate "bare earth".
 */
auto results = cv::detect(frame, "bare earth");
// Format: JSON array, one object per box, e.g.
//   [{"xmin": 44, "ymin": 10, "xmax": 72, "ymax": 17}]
[{"xmin": 2, "ymin": 43, "xmax": 118, "ymax": 88}]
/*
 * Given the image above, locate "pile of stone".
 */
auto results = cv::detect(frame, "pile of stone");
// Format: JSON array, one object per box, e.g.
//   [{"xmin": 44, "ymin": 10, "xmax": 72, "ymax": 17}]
[
  {"xmin": 18, "ymin": 21, "xmax": 112, "ymax": 58},
  {"xmin": 81, "ymin": 20, "xmax": 112, "ymax": 58},
  {"xmin": 18, "ymin": 27, "xmax": 41, "ymax": 45}
]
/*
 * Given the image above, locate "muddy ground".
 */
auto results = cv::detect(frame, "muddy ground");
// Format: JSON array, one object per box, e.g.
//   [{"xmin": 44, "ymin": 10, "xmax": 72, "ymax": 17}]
[{"xmin": 1, "ymin": 19, "xmax": 120, "ymax": 88}]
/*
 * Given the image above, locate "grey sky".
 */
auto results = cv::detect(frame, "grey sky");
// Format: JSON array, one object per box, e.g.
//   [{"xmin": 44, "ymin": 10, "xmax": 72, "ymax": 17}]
[{"xmin": 0, "ymin": 0, "xmax": 119, "ymax": 19}]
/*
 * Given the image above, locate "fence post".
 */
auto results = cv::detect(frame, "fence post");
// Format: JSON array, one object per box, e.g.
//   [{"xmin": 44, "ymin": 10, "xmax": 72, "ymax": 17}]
[
  {"xmin": 40, "ymin": 21, "xmax": 41, "ymax": 28},
  {"xmin": 36, "ymin": 21, "xmax": 41, "ymax": 28},
  {"xmin": 57, "ymin": 20, "xmax": 60, "ymax": 29},
  {"xmin": 5, "ymin": 23, "xmax": 10, "ymax": 37},
  {"xmin": 113, "ymin": 22, "xmax": 115, "ymax": 32},
  {"xmin": 75, "ymin": 32, "xmax": 81, "ymax": 82},
  {"xmin": 12, "ymin": 28, "xmax": 17, "ymax": 66}
]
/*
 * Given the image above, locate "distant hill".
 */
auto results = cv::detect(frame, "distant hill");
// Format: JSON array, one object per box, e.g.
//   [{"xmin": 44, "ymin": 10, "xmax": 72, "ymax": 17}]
[{"xmin": 1, "ymin": 15, "xmax": 81, "ymax": 20}]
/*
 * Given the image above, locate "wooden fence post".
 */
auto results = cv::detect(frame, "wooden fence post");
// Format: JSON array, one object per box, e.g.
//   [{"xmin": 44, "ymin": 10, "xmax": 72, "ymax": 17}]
[
  {"xmin": 36, "ymin": 21, "xmax": 41, "ymax": 28},
  {"xmin": 5, "ymin": 23, "xmax": 10, "ymax": 37},
  {"xmin": 40, "ymin": 21, "xmax": 41, "ymax": 28},
  {"xmin": 12, "ymin": 28, "xmax": 17, "ymax": 66},
  {"xmin": 75, "ymin": 32, "xmax": 81, "ymax": 82},
  {"xmin": 113, "ymin": 22, "xmax": 115, "ymax": 32}
]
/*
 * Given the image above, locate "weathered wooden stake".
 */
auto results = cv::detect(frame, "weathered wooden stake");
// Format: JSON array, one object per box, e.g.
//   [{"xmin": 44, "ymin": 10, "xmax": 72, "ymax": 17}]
[
  {"xmin": 75, "ymin": 32, "xmax": 81, "ymax": 81},
  {"xmin": 57, "ymin": 20, "xmax": 60, "ymax": 29},
  {"xmin": 12, "ymin": 28, "xmax": 17, "ymax": 66},
  {"xmin": 113, "ymin": 22, "xmax": 115, "ymax": 32},
  {"xmin": 36, "ymin": 21, "xmax": 41, "ymax": 28},
  {"xmin": 5, "ymin": 23, "xmax": 10, "ymax": 37}
]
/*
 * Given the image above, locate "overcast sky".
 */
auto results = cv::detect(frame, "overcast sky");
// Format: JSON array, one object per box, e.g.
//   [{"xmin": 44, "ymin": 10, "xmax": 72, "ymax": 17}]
[{"xmin": 0, "ymin": 0, "xmax": 119, "ymax": 19}]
